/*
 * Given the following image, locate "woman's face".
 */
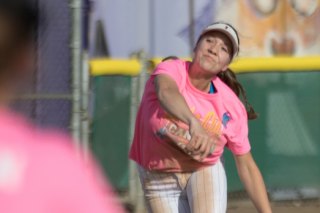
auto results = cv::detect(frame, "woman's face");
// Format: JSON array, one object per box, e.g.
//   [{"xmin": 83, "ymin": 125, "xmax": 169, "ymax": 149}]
[{"xmin": 193, "ymin": 31, "xmax": 233, "ymax": 75}]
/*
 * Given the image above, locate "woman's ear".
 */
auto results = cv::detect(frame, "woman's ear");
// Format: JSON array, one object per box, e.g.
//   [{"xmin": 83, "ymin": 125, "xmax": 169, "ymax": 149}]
[{"xmin": 221, "ymin": 64, "xmax": 229, "ymax": 72}]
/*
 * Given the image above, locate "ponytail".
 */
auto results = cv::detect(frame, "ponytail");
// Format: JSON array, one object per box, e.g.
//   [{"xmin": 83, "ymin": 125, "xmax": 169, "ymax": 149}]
[{"xmin": 218, "ymin": 68, "xmax": 258, "ymax": 120}]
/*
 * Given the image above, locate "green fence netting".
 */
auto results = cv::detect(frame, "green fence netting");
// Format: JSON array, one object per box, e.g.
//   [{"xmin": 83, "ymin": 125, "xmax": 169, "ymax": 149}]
[
  {"xmin": 92, "ymin": 71, "xmax": 320, "ymax": 194},
  {"xmin": 224, "ymin": 71, "xmax": 320, "ymax": 193},
  {"xmin": 91, "ymin": 75, "xmax": 131, "ymax": 190}
]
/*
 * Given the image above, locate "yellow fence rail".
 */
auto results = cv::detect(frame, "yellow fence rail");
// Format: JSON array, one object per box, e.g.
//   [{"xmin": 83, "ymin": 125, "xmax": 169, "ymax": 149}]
[
  {"xmin": 90, "ymin": 56, "xmax": 320, "ymax": 76},
  {"xmin": 90, "ymin": 58, "xmax": 142, "ymax": 76}
]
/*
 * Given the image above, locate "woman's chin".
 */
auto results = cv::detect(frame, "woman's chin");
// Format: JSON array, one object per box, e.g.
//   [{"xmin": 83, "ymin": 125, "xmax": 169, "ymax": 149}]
[{"xmin": 200, "ymin": 64, "xmax": 219, "ymax": 75}]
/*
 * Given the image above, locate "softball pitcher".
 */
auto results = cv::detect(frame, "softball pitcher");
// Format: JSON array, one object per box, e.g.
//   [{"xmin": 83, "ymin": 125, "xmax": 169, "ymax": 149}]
[{"xmin": 129, "ymin": 22, "xmax": 272, "ymax": 213}]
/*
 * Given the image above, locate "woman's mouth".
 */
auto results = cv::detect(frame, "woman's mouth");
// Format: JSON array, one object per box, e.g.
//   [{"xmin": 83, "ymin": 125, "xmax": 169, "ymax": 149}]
[{"xmin": 203, "ymin": 55, "xmax": 216, "ymax": 63}]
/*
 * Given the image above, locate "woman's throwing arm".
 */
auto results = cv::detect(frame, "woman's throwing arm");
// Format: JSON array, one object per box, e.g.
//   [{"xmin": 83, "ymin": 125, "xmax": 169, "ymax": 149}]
[{"xmin": 155, "ymin": 74, "xmax": 215, "ymax": 160}]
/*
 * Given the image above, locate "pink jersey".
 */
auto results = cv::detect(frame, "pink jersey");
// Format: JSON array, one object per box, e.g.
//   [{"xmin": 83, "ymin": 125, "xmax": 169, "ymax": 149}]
[
  {"xmin": 0, "ymin": 108, "xmax": 124, "ymax": 213},
  {"xmin": 129, "ymin": 59, "xmax": 251, "ymax": 172}
]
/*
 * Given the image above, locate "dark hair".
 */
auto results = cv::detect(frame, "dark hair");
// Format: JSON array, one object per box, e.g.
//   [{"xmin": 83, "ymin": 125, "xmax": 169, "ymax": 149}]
[
  {"xmin": 218, "ymin": 68, "xmax": 258, "ymax": 120},
  {"xmin": 162, "ymin": 56, "xmax": 179, "ymax": 62},
  {"xmin": 0, "ymin": 0, "xmax": 37, "ymax": 70}
]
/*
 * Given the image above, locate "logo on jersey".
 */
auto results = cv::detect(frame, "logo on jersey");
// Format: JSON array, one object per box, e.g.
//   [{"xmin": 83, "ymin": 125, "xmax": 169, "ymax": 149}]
[
  {"xmin": 158, "ymin": 109, "xmax": 223, "ymax": 141},
  {"xmin": 222, "ymin": 112, "xmax": 231, "ymax": 128}
]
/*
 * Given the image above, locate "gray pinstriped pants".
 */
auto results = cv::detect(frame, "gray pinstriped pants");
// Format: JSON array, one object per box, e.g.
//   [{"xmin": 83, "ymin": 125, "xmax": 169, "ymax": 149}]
[{"xmin": 137, "ymin": 160, "xmax": 227, "ymax": 213}]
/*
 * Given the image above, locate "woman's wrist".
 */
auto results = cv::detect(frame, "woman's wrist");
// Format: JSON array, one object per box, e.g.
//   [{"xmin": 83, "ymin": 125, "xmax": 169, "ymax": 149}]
[{"xmin": 187, "ymin": 116, "xmax": 198, "ymax": 126}]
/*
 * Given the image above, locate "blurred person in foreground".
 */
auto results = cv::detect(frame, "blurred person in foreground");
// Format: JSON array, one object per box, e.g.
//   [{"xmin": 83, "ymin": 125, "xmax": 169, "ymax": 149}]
[
  {"xmin": 129, "ymin": 22, "xmax": 272, "ymax": 212},
  {"xmin": 0, "ymin": 0, "xmax": 124, "ymax": 212}
]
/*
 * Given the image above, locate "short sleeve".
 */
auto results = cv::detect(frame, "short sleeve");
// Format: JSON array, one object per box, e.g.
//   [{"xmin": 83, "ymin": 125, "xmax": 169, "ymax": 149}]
[
  {"xmin": 152, "ymin": 59, "xmax": 186, "ymax": 87},
  {"xmin": 226, "ymin": 105, "xmax": 251, "ymax": 155}
]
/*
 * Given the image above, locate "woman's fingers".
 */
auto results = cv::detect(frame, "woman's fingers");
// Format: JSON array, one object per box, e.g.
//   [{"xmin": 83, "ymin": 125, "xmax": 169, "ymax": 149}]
[
  {"xmin": 199, "ymin": 140, "xmax": 213, "ymax": 160},
  {"xmin": 193, "ymin": 138, "xmax": 216, "ymax": 161},
  {"xmin": 162, "ymin": 119, "xmax": 217, "ymax": 160},
  {"xmin": 209, "ymin": 143, "xmax": 216, "ymax": 155},
  {"xmin": 192, "ymin": 136, "xmax": 207, "ymax": 155},
  {"xmin": 187, "ymin": 135, "xmax": 202, "ymax": 152}
]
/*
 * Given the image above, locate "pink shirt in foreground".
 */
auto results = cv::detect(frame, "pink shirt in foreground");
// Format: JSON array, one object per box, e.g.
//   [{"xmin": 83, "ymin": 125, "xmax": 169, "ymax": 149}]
[
  {"xmin": 129, "ymin": 59, "xmax": 250, "ymax": 172},
  {"xmin": 0, "ymin": 108, "xmax": 124, "ymax": 213}
]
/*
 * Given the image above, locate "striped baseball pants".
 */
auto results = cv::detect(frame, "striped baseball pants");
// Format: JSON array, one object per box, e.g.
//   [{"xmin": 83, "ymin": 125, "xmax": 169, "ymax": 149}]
[{"xmin": 137, "ymin": 160, "xmax": 227, "ymax": 213}]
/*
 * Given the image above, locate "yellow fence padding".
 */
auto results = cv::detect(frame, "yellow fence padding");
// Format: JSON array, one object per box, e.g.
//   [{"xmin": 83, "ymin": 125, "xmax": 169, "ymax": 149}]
[
  {"xmin": 230, "ymin": 56, "xmax": 320, "ymax": 73},
  {"xmin": 90, "ymin": 58, "xmax": 141, "ymax": 76},
  {"xmin": 90, "ymin": 56, "xmax": 320, "ymax": 76}
]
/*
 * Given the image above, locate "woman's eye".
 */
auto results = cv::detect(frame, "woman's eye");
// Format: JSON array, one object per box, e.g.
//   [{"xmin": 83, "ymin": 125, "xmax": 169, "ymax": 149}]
[
  {"xmin": 206, "ymin": 39, "xmax": 212, "ymax": 43},
  {"xmin": 222, "ymin": 47, "xmax": 229, "ymax": 52}
]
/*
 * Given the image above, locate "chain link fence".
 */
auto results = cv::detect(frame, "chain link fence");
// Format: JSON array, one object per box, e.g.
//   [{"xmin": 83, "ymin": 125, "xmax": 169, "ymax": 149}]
[
  {"xmin": 11, "ymin": 0, "xmax": 90, "ymax": 146},
  {"xmin": 12, "ymin": 0, "xmax": 72, "ymax": 132}
]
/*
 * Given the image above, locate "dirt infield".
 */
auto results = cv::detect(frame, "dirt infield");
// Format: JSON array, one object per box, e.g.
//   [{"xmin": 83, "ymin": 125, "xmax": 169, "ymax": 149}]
[
  {"xmin": 227, "ymin": 199, "xmax": 320, "ymax": 213},
  {"xmin": 124, "ymin": 199, "xmax": 320, "ymax": 212}
]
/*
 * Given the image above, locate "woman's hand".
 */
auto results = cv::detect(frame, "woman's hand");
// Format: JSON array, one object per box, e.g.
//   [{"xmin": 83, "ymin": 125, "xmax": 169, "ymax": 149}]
[
  {"xmin": 185, "ymin": 117, "xmax": 216, "ymax": 161},
  {"xmin": 161, "ymin": 119, "xmax": 215, "ymax": 162}
]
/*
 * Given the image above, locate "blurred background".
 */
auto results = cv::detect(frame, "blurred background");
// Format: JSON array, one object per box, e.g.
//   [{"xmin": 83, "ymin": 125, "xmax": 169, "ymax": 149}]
[{"xmin": 12, "ymin": 0, "xmax": 320, "ymax": 212}]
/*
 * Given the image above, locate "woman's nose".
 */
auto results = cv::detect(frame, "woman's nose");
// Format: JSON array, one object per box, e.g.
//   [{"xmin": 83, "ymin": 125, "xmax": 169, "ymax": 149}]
[{"xmin": 208, "ymin": 45, "xmax": 218, "ymax": 55}]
